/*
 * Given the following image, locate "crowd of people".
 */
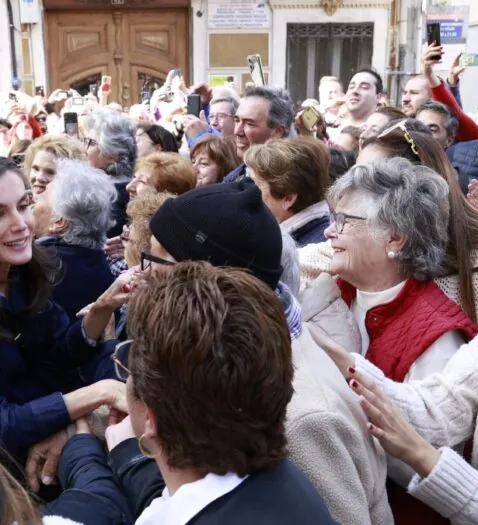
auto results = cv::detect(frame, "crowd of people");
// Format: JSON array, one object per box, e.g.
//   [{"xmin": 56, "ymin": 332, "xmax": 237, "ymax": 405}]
[{"xmin": 0, "ymin": 40, "xmax": 478, "ymax": 525}]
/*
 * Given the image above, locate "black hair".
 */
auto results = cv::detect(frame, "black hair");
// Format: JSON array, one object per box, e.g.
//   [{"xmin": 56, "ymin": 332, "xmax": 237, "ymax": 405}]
[
  {"xmin": 137, "ymin": 124, "xmax": 178, "ymax": 153},
  {"xmin": 355, "ymin": 67, "xmax": 384, "ymax": 95},
  {"xmin": 328, "ymin": 147, "xmax": 356, "ymax": 183}
]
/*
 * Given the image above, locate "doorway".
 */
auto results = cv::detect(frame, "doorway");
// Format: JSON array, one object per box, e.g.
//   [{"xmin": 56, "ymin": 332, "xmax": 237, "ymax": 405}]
[{"xmin": 45, "ymin": 8, "xmax": 189, "ymax": 109}]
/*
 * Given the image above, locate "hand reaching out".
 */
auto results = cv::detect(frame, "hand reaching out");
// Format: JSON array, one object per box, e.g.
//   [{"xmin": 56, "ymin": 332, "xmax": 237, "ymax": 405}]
[{"xmin": 348, "ymin": 368, "xmax": 441, "ymax": 478}]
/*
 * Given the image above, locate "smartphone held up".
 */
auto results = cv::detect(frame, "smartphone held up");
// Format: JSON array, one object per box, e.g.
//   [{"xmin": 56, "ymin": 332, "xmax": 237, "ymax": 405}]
[{"xmin": 426, "ymin": 22, "xmax": 442, "ymax": 61}]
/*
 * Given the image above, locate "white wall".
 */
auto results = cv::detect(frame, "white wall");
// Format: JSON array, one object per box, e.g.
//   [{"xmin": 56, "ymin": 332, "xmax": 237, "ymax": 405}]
[
  {"xmin": 191, "ymin": 0, "xmax": 208, "ymax": 84},
  {"xmin": 271, "ymin": 7, "xmax": 390, "ymax": 87},
  {"xmin": 31, "ymin": 1, "xmax": 47, "ymax": 89},
  {"xmin": 0, "ymin": 0, "xmax": 12, "ymax": 91},
  {"xmin": 0, "ymin": 0, "xmax": 23, "ymax": 92}
]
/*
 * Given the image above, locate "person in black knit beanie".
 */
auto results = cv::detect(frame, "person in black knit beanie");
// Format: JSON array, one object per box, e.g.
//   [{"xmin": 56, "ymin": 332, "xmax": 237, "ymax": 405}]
[{"xmin": 149, "ymin": 180, "xmax": 283, "ymax": 289}]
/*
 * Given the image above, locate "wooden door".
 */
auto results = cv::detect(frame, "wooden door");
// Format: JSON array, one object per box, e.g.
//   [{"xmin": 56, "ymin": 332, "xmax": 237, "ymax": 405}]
[{"xmin": 46, "ymin": 9, "xmax": 189, "ymax": 108}]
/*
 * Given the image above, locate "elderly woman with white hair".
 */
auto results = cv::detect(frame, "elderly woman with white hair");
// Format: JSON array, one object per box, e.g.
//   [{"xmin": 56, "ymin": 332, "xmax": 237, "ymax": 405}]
[
  {"xmin": 84, "ymin": 109, "xmax": 137, "ymax": 237},
  {"xmin": 309, "ymin": 157, "xmax": 478, "ymax": 524},
  {"xmin": 34, "ymin": 159, "xmax": 115, "ymax": 320}
]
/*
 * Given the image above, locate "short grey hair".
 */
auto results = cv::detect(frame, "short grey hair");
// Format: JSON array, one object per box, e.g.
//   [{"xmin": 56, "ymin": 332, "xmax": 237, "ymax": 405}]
[
  {"xmin": 50, "ymin": 159, "xmax": 117, "ymax": 250},
  {"xmin": 327, "ymin": 158, "xmax": 450, "ymax": 281},
  {"xmin": 86, "ymin": 109, "xmax": 137, "ymax": 178},
  {"xmin": 280, "ymin": 230, "xmax": 300, "ymax": 297},
  {"xmin": 211, "ymin": 96, "xmax": 239, "ymax": 116},
  {"xmin": 243, "ymin": 86, "xmax": 294, "ymax": 137}
]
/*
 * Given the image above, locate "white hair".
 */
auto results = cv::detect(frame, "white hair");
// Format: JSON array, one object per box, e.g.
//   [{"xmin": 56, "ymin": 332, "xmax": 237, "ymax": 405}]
[{"xmin": 50, "ymin": 159, "xmax": 117, "ymax": 250}]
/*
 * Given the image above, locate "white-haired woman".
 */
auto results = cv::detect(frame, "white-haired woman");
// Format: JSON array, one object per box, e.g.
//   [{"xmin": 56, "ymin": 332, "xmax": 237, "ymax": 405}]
[
  {"xmin": 84, "ymin": 109, "xmax": 137, "ymax": 237},
  {"xmin": 34, "ymin": 159, "xmax": 116, "ymax": 320},
  {"xmin": 314, "ymin": 158, "xmax": 478, "ymax": 524}
]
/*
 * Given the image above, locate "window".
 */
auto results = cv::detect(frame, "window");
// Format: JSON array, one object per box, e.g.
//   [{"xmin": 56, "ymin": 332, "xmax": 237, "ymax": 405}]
[{"xmin": 286, "ymin": 23, "xmax": 374, "ymax": 106}]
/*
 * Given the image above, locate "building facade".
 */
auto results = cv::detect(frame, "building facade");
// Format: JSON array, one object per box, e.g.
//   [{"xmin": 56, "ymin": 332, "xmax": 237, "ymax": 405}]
[{"xmin": 0, "ymin": 0, "xmax": 476, "ymax": 111}]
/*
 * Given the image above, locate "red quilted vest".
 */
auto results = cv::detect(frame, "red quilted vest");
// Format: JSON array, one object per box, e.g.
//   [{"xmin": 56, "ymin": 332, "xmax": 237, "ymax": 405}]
[
  {"xmin": 338, "ymin": 278, "xmax": 478, "ymax": 382},
  {"xmin": 338, "ymin": 277, "xmax": 478, "ymax": 525}
]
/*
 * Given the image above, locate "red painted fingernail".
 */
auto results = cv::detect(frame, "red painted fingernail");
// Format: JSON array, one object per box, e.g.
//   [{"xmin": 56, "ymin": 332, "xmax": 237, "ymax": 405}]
[
  {"xmin": 348, "ymin": 367, "xmax": 356, "ymax": 374},
  {"xmin": 350, "ymin": 379, "xmax": 358, "ymax": 388}
]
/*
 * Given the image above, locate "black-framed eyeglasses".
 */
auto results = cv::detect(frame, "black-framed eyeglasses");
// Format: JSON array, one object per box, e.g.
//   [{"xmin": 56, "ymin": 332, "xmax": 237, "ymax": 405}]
[
  {"xmin": 112, "ymin": 339, "xmax": 132, "ymax": 381},
  {"xmin": 140, "ymin": 249, "xmax": 176, "ymax": 271},
  {"xmin": 329, "ymin": 211, "xmax": 367, "ymax": 234},
  {"xmin": 83, "ymin": 137, "xmax": 98, "ymax": 149},
  {"xmin": 377, "ymin": 119, "xmax": 420, "ymax": 159}
]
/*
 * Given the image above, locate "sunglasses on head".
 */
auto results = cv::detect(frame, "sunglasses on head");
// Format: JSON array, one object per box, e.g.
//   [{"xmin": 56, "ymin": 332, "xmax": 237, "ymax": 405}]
[{"xmin": 377, "ymin": 119, "xmax": 420, "ymax": 159}]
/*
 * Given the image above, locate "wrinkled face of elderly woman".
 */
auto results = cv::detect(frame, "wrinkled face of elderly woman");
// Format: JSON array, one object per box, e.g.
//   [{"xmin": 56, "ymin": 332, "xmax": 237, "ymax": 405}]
[
  {"xmin": 85, "ymin": 128, "xmax": 117, "ymax": 170},
  {"xmin": 324, "ymin": 191, "xmax": 405, "ymax": 291}
]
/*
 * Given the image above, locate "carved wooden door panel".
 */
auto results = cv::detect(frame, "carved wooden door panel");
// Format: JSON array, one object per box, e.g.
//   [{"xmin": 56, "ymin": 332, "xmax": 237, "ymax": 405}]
[
  {"xmin": 46, "ymin": 9, "xmax": 189, "ymax": 109},
  {"xmin": 123, "ymin": 10, "xmax": 189, "ymax": 107},
  {"xmin": 46, "ymin": 12, "xmax": 117, "ymax": 98}
]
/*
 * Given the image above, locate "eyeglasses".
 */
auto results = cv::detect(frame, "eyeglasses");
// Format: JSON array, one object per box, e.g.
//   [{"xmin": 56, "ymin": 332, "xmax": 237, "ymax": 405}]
[
  {"xmin": 209, "ymin": 112, "xmax": 233, "ymax": 123},
  {"xmin": 377, "ymin": 119, "xmax": 420, "ymax": 158},
  {"xmin": 83, "ymin": 137, "xmax": 98, "ymax": 149},
  {"xmin": 112, "ymin": 339, "xmax": 132, "ymax": 381},
  {"xmin": 140, "ymin": 249, "xmax": 176, "ymax": 271},
  {"xmin": 329, "ymin": 211, "xmax": 367, "ymax": 234}
]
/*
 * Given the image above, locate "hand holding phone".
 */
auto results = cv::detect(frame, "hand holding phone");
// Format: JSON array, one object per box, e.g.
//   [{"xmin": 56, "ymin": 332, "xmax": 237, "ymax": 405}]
[
  {"xmin": 101, "ymin": 75, "xmax": 112, "ymax": 95},
  {"xmin": 187, "ymin": 94, "xmax": 201, "ymax": 118},
  {"xmin": 426, "ymin": 23, "xmax": 442, "ymax": 61},
  {"xmin": 301, "ymin": 106, "xmax": 321, "ymax": 131}
]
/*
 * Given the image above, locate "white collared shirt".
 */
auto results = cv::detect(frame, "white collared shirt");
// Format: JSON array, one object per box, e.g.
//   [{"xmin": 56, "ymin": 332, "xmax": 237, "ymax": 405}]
[{"xmin": 135, "ymin": 472, "xmax": 247, "ymax": 525}]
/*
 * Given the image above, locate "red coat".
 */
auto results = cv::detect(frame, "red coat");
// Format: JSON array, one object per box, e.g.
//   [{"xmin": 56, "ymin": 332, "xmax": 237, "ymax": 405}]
[{"xmin": 338, "ymin": 277, "xmax": 478, "ymax": 525}]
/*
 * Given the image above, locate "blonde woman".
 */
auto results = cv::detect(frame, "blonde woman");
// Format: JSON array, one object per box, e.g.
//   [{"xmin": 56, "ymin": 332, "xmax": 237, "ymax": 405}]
[{"xmin": 24, "ymin": 134, "xmax": 86, "ymax": 201}]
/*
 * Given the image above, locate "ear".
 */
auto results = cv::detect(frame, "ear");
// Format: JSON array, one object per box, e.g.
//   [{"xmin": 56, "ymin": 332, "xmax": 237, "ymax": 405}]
[
  {"xmin": 387, "ymin": 230, "xmax": 407, "ymax": 255},
  {"xmin": 282, "ymin": 193, "xmax": 298, "ymax": 213},
  {"xmin": 143, "ymin": 404, "xmax": 159, "ymax": 441},
  {"xmin": 446, "ymin": 136, "xmax": 455, "ymax": 149},
  {"xmin": 271, "ymin": 125, "xmax": 287, "ymax": 139},
  {"xmin": 49, "ymin": 217, "xmax": 70, "ymax": 235}
]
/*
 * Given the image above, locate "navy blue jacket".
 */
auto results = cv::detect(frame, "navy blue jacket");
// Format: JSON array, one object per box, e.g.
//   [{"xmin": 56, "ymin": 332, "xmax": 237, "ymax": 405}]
[
  {"xmin": 0, "ymin": 270, "xmax": 113, "ymax": 464},
  {"xmin": 448, "ymin": 139, "xmax": 478, "ymax": 187},
  {"xmin": 109, "ymin": 439, "xmax": 336, "ymax": 524},
  {"xmin": 43, "ymin": 434, "xmax": 133, "ymax": 525},
  {"xmin": 223, "ymin": 163, "xmax": 247, "ymax": 183},
  {"xmin": 37, "ymin": 237, "xmax": 114, "ymax": 321},
  {"xmin": 291, "ymin": 215, "xmax": 330, "ymax": 247}
]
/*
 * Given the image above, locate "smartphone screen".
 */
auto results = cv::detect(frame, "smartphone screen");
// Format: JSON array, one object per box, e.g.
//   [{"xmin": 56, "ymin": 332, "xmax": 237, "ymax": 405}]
[
  {"xmin": 247, "ymin": 54, "xmax": 266, "ymax": 86},
  {"xmin": 301, "ymin": 107, "xmax": 320, "ymax": 131},
  {"xmin": 187, "ymin": 94, "xmax": 201, "ymax": 117},
  {"xmin": 64, "ymin": 112, "xmax": 79, "ymax": 138}
]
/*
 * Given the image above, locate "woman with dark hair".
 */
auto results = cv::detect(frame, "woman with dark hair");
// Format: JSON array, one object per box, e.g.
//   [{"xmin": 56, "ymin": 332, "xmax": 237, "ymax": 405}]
[
  {"xmin": 0, "ymin": 158, "xmax": 126, "ymax": 471},
  {"xmin": 359, "ymin": 107, "xmax": 407, "ymax": 147},
  {"xmin": 358, "ymin": 120, "xmax": 478, "ymax": 323},
  {"xmin": 328, "ymin": 147, "xmax": 356, "ymax": 183},
  {"xmin": 191, "ymin": 135, "xmax": 240, "ymax": 186},
  {"xmin": 135, "ymin": 123, "xmax": 178, "ymax": 157}
]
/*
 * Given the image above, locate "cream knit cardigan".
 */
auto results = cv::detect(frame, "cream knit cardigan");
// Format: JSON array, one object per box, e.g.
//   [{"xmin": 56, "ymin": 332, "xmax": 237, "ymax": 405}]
[{"xmin": 355, "ymin": 337, "xmax": 478, "ymax": 525}]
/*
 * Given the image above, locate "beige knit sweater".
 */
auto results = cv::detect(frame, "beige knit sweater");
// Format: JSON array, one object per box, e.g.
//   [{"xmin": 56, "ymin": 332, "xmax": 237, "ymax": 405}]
[{"xmin": 287, "ymin": 326, "xmax": 392, "ymax": 525}]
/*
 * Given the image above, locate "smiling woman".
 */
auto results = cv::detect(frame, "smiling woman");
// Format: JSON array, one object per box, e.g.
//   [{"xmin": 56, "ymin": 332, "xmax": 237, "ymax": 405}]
[
  {"xmin": 0, "ymin": 158, "xmax": 127, "ymax": 473},
  {"xmin": 23, "ymin": 135, "xmax": 86, "ymax": 202}
]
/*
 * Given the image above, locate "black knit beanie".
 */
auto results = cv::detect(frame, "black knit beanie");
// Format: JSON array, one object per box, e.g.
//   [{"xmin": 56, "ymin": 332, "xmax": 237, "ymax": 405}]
[{"xmin": 149, "ymin": 180, "xmax": 283, "ymax": 289}]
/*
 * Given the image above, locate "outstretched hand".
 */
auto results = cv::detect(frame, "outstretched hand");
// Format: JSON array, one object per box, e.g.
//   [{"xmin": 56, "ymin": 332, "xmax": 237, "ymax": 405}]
[{"xmin": 348, "ymin": 368, "xmax": 441, "ymax": 478}]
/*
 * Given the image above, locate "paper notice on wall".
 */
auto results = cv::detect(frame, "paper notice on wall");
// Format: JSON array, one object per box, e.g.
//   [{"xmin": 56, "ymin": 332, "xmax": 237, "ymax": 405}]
[{"xmin": 208, "ymin": 1, "xmax": 272, "ymax": 29}]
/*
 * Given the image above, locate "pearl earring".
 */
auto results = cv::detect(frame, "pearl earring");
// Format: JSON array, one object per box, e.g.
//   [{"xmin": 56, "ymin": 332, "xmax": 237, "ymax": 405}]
[{"xmin": 387, "ymin": 250, "xmax": 396, "ymax": 259}]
